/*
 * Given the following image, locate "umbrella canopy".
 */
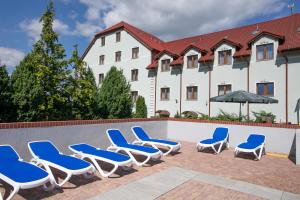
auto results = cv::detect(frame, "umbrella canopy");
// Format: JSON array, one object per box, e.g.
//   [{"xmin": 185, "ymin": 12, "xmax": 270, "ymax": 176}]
[
  {"xmin": 210, "ymin": 90, "xmax": 278, "ymax": 104},
  {"xmin": 210, "ymin": 90, "xmax": 278, "ymax": 121}
]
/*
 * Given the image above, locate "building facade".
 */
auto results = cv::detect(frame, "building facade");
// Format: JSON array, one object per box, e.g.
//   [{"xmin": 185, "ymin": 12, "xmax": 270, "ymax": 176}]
[{"xmin": 82, "ymin": 14, "xmax": 300, "ymax": 124}]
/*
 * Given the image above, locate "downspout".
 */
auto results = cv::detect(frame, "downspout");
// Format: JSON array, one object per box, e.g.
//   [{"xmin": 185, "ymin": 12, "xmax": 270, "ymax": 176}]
[
  {"xmin": 154, "ymin": 72, "xmax": 157, "ymax": 116},
  {"xmin": 246, "ymin": 58, "xmax": 250, "ymax": 119},
  {"xmin": 208, "ymin": 65, "xmax": 211, "ymax": 117},
  {"xmin": 179, "ymin": 67, "xmax": 182, "ymax": 115},
  {"xmin": 283, "ymin": 54, "xmax": 289, "ymax": 124}
]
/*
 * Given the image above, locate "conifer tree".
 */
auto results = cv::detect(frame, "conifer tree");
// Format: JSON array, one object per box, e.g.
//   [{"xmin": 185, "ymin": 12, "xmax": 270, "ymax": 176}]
[
  {"xmin": 68, "ymin": 45, "xmax": 97, "ymax": 119},
  {"xmin": 12, "ymin": 1, "xmax": 70, "ymax": 121},
  {"xmin": 96, "ymin": 66, "xmax": 132, "ymax": 119},
  {"xmin": 134, "ymin": 96, "xmax": 147, "ymax": 118}
]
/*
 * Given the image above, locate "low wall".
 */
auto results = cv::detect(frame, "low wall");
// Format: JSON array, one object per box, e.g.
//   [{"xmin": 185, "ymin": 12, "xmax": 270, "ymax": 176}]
[
  {"xmin": 0, "ymin": 118, "xmax": 299, "ymax": 163},
  {"xmin": 167, "ymin": 119, "xmax": 298, "ymax": 156},
  {"xmin": 0, "ymin": 119, "xmax": 168, "ymax": 161}
]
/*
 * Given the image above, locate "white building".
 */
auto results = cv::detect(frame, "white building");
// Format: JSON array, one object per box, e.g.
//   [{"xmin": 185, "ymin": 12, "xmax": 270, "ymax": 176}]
[{"xmin": 82, "ymin": 14, "xmax": 300, "ymax": 124}]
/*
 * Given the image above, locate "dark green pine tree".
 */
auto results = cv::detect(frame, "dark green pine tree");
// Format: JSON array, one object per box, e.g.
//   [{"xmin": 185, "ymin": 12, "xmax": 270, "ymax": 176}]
[
  {"xmin": 96, "ymin": 66, "xmax": 132, "ymax": 119},
  {"xmin": 0, "ymin": 64, "xmax": 16, "ymax": 122},
  {"xmin": 134, "ymin": 96, "xmax": 147, "ymax": 118},
  {"xmin": 12, "ymin": 1, "xmax": 70, "ymax": 121},
  {"xmin": 68, "ymin": 45, "xmax": 97, "ymax": 119}
]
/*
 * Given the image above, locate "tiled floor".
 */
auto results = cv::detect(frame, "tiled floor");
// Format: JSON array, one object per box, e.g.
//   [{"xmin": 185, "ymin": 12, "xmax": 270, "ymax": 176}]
[{"xmin": 2, "ymin": 141, "xmax": 300, "ymax": 200}]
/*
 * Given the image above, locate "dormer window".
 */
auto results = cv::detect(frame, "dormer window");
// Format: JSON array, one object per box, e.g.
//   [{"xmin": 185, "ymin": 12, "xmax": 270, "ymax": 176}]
[
  {"xmin": 116, "ymin": 32, "xmax": 121, "ymax": 42},
  {"xmin": 256, "ymin": 43, "xmax": 273, "ymax": 61},
  {"xmin": 218, "ymin": 50, "xmax": 232, "ymax": 65},
  {"xmin": 187, "ymin": 55, "xmax": 198, "ymax": 68},
  {"xmin": 161, "ymin": 59, "xmax": 170, "ymax": 72}
]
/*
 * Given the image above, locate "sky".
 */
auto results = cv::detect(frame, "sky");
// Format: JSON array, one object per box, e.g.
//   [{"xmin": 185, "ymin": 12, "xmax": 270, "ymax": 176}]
[{"xmin": 0, "ymin": 0, "xmax": 299, "ymax": 72}]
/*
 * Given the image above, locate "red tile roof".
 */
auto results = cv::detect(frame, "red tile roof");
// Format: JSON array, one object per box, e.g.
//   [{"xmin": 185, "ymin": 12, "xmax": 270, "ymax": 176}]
[
  {"xmin": 170, "ymin": 56, "xmax": 184, "ymax": 66},
  {"xmin": 82, "ymin": 14, "xmax": 300, "ymax": 67}
]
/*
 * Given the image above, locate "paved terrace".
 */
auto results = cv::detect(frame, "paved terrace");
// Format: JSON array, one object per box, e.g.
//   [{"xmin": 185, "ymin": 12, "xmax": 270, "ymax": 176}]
[{"xmin": 3, "ymin": 141, "xmax": 300, "ymax": 200}]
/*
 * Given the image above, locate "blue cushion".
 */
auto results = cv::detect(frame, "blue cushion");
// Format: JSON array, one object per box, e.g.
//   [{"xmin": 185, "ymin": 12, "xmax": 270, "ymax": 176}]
[
  {"xmin": 133, "ymin": 127, "xmax": 178, "ymax": 145},
  {"xmin": 147, "ymin": 139, "xmax": 178, "ymax": 146},
  {"xmin": 70, "ymin": 144, "xmax": 130, "ymax": 162},
  {"xmin": 238, "ymin": 134, "xmax": 265, "ymax": 150},
  {"xmin": 0, "ymin": 146, "xmax": 20, "ymax": 162},
  {"xmin": 212, "ymin": 127, "xmax": 228, "ymax": 140},
  {"xmin": 120, "ymin": 144, "xmax": 160, "ymax": 154},
  {"xmin": 29, "ymin": 141, "xmax": 91, "ymax": 170},
  {"xmin": 0, "ymin": 160, "xmax": 48, "ymax": 183},
  {"xmin": 107, "ymin": 130, "xmax": 129, "ymax": 146},
  {"xmin": 199, "ymin": 127, "xmax": 228, "ymax": 144},
  {"xmin": 132, "ymin": 127, "xmax": 150, "ymax": 141}
]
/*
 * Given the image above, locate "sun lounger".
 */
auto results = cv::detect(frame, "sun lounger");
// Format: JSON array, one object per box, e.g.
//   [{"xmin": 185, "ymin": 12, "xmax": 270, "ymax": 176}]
[
  {"xmin": 131, "ymin": 126, "xmax": 181, "ymax": 155},
  {"xmin": 69, "ymin": 143, "xmax": 132, "ymax": 177},
  {"xmin": 28, "ymin": 141, "xmax": 95, "ymax": 187},
  {"xmin": 196, "ymin": 127, "xmax": 229, "ymax": 154},
  {"xmin": 106, "ymin": 129, "xmax": 162, "ymax": 166},
  {"xmin": 234, "ymin": 134, "xmax": 265, "ymax": 160}
]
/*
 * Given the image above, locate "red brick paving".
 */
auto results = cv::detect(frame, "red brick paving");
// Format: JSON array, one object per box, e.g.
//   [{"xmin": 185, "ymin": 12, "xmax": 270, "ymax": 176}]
[{"xmin": 2, "ymin": 141, "xmax": 299, "ymax": 199}]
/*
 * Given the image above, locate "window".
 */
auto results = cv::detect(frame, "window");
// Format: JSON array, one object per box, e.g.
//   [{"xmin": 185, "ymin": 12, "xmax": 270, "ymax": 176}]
[
  {"xmin": 98, "ymin": 73, "xmax": 104, "ymax": 84},
  {"xmin": 218, "ymin": 84, "xmax": 232, "ymax": 96},
  {"xmin": 161, "ymin": 88, "xmax": 170, "ymax": 101},
  {"xmin": 187, "ymin": 55, "xmax": 198, "ymax": 68},
  {"xmin": 116, "ymin": 32, "xmax": 121, "ymax": 42},
  {"xmin": 115, "ymin": 51, "xmax": 121, "ymax": 62},
  {"xmin": 161, "ymin": 59, "xmax": 170, "ymax": 72},
  {"xmin": 132, "ymin": 47, "xmax": 139, "ymax": 59},
  {"xmin": 218, "ymin": 50, "xmax": 232, "ymax": 65},
  {"xmin": 99, "ymin": 55, "xmax": 104, "ymax": 65},
  {"xmin": 186, "ymin": 86, "xmax": 198, "ymax": 100},
  {"xmin": 131, "ymin": 91, "xmax": 138, "ymax": 103},
  {"xmin": 131, "ymin": 69, "xmax": 138, "ymax": 81},
  {"xmin": 257, "ymin": 82, "xmax": 274, "ymax": 96},
  {"xmin": 101, "ymin": 37, "xmax": 105, "ymax": 46},
  {"xmin": 256, "ymin": 43, "xmax": 274, "ymax": 61}
]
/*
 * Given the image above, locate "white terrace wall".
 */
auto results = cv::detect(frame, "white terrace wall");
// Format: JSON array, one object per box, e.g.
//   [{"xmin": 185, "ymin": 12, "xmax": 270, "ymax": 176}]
[
  {"xmin": 0, "ymin": 120, "xmax": 168, "ymax": 161},
  {"xmin": 0, "ymin": 119, "xmax": 299, "ymax": 164},
  {"xmin": 167, "ymin": 120, "xmax": 298, "ymax": 155}
]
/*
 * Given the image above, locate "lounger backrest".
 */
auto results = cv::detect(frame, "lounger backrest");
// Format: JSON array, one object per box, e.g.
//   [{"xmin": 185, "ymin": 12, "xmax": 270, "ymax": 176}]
[
  {"xmin": 29, "ymin": 141, "xmax": 60, "ymax": 157},
  {"xmin": 132, "ymin": 127, "xmax": 150, "ymax": 141},
  {"xmin": 70, "ymin": 144, "xmax": 96, "ymax": 154},
  {"xmin": 247, "ymin": 134, "xmax": 265, "ymax": 145},
  {"xmin": 0, "ymin": 145, "xmax": 19, "ymax": 162},
  {"xmin": 107, "ymin": 129, "xmax": 129, "ymax": 146},
  {"xmin": 213, "ymin": 127, "xmax": 228, "ymax": 140}
]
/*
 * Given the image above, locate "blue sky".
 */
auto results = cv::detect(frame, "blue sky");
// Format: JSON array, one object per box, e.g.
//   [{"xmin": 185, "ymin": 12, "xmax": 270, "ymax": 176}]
[{"xmin": 0, "ymin": 0, "xmax": 298, "ymax": 72}]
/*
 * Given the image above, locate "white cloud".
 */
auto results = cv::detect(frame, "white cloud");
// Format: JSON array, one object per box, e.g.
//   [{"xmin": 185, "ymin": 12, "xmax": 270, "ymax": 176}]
[
  {"xmin": 20, "ymin": 18, "xmax": 75, "ymax": 42},
  {"xmin": 78, "ymin": 0, "xmax": 286, "ymax": 41},
  {"xmin": 0, "ymin": 47, "xmax": 25, "ymax": 67}
]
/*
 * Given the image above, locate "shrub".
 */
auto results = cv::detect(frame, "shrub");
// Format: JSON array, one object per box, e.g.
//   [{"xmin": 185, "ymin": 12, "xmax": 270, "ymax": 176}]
[
  {"xmin": 134, "ymin": 96, "xmax": 147, "ymax": 118},
  {"xmin": 252, "ymin": 110, "xmax": 276, "ymax": 123}
]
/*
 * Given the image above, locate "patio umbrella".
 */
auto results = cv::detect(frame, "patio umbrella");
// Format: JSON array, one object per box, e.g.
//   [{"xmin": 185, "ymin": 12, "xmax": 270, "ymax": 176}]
[{"xmin": 210, "ymin": 90, "xmax": 278, "ymax": 121}]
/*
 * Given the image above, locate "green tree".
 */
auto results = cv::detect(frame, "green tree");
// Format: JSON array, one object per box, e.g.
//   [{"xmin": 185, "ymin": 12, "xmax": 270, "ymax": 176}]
[
  {"xmin": 0, "ymin": 65, "xmax": 15, "ymax": 122},
  {"xmin": 12, "ymin": 1, "xmax": 70, "ymax": 121},
  {"xmin": 96, "ymin": 66, "xmax": 132, "ymax": 119},
  {"xmin": 68, "ymin": 45, "xmax": 97, "ymax": 119},
  {"xmin": 134, "ymin": 96, "xmax": 147, "ymax": 118}
]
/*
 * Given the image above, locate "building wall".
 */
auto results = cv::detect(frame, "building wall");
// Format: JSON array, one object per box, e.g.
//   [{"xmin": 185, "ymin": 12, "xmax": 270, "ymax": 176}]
[
  {"xmin": 210, "ymin": 43, "xmax": 248, "ymax": 116},
  {"xmin": 84, "ymin": 32, "xmax": 300, "ymax": 123},
  {"xmin": 156, "ymin": 54, "xmax": 181, "ymax": 117},
  {"xmin": 181, "ymin": 49, "xmax": 209, "ymax": 115},
  {"xmin": 83, "ymin": 30, "xmax": 155, "ymax": 116}
]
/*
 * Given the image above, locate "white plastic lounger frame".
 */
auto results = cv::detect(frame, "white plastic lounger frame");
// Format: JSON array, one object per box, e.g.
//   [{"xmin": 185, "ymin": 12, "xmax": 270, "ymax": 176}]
[
  {"xmin": 196, "ymin": 128, "xmax": 229, "ymax": 154},
  {"xmin": 234, "ymin": 138, "xmax": 265, "ymax": 160},
  {"xmin": 131, "ymin": 126, "xmax": 181, "ymax": 156},
  {"xmin": 106, "ymin": 129, "xmax": 162, "ymax": 167},
  {"xmin": 69, "ymin": 144, "xmax": 132, "ymax": 177},
  {"xmin": 28, "ymin": 141, "xmax": 95, "ymax": 187},
  {"xmin": 0, "ymin": 145, "xmax": 52, "ymax": 200}
]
